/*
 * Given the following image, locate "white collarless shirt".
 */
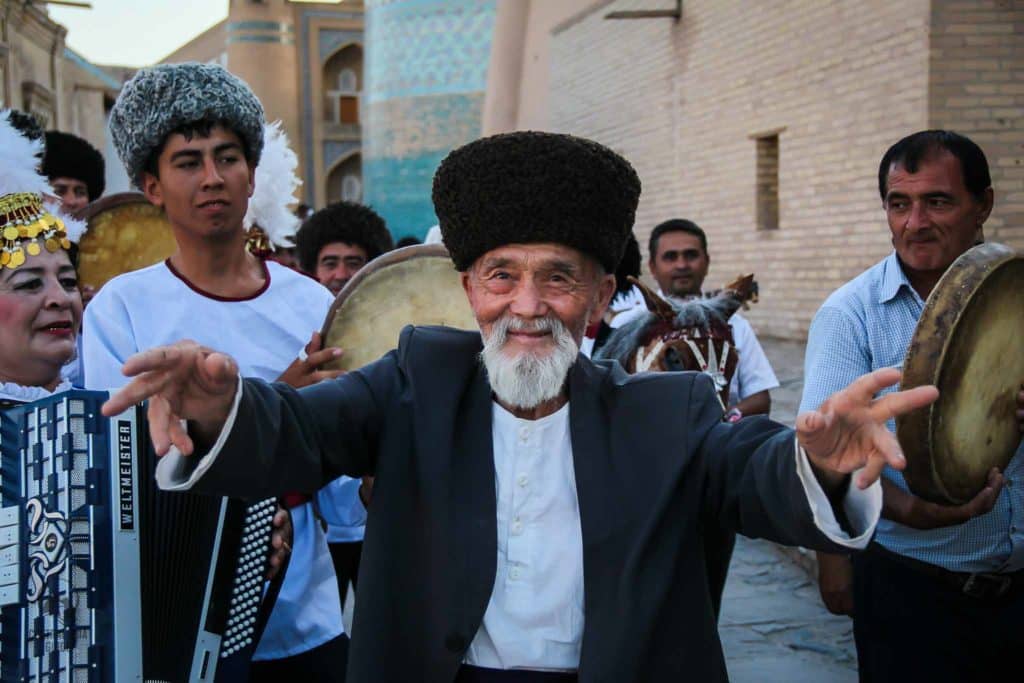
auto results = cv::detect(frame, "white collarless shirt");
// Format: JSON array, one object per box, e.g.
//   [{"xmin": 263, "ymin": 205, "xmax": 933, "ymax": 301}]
[{"xmin": 465, "ymin": 402, "xmax": 584, "ymax": 672}]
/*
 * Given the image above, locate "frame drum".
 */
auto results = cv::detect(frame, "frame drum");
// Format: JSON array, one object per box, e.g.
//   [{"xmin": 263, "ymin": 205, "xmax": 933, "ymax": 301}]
[
  {"xmin": 75, "ymin": 193, "xmax": 176, "ymax": 292},
  {"xmin": 897, "ymin": 242, "xmax": 1024, "ymax": 505},
  {"xmin": 320, "ymin": 244, "xmax": 477, "ymax": 371}
]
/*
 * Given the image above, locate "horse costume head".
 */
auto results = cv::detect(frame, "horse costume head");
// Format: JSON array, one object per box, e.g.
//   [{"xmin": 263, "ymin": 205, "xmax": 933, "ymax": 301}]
[{"xmin": 594, "ymin": 274, "xmax": 757, "ymax": 408}]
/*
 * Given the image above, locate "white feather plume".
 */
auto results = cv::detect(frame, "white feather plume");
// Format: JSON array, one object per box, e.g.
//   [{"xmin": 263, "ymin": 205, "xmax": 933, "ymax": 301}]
[
  {"xmin": 244, "ymin": 121, "xmax": 301, "ymax": 248},
  {"xmin": 44, "ymin": 198, "xmax": 87, "ymax": 244},
  {"xmin": 0, "ymin": 110, "xmax": 51, "ymax": 199}
]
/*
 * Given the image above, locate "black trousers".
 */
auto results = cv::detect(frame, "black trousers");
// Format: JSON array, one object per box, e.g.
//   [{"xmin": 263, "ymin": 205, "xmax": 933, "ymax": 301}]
[
  {"xmin": 852, "ymin": 547, "xmax": 1024, "ymax": 683},
  {"xmin": 329, "ymin": 541, "xmax": 363, "ymax": 605},
  {"xmin": 249, "ymin": 633, "xmax": 349, "ymax": 683}
]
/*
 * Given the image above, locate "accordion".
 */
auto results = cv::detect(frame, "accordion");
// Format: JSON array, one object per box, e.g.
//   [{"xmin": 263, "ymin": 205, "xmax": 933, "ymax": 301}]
[{"xmin": 0, "ymin": 390, "xmax": 278, "ymax": 682}]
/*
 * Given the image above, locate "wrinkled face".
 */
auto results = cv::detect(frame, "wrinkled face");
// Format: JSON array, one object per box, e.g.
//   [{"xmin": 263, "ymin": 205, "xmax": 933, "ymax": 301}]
[
  {"xmin": 0, "ymin": 248, "xmax": 82, "ymax": 384},
  {"xmin": 141, "ymin": 125, "xmax": 254, "ymax": 242},
  {"xmin": 885, "ymin": 151, "xmax": 992, "ymax": 278},
  {"xmin": 51, "ymin": 177, "xmax": 90, "ymax": 213},
  {"xmin": 463, "ymin": 243, "xmax": 615, "ymax": 408},
  {"xmin": 463, "ymin": 243, "xmax": 615, "ymax": 357},
  {"xmin": 649, "ymin": 231, "xmax": 709, "ymax": 298},
  {"xmin": 315, "ymin": 241, "xmax": 368, "ymax": 295}
]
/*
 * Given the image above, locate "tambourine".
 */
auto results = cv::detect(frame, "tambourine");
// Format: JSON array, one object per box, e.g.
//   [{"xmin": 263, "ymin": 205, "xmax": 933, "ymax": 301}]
[
  {"xmin": 320, "ymin": 243, "xmax": 478, "ymax": 371},
  {"xmin": 897, "ymin": 242, "xmax": 1024, "ymax": 505}
]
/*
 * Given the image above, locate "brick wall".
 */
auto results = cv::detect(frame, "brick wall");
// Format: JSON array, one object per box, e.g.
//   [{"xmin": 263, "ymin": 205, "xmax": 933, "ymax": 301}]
[
  {"xmin": 929, "ymin": 0, "xmax": 1024, "ymax": 249},
  {"xmin": 549, "ymin": 0, "xmax": 935, "ymax": 339}
]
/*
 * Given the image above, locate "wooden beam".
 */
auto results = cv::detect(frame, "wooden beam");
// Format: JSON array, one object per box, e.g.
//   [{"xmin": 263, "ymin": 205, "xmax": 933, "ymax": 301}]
[
  {"xmin": 38, "ymin": 0, "xmax": 93, "ymax": 8},
  {"xmin": 605, "ymin": 0, "xmax": 680, "ymax": 21}
]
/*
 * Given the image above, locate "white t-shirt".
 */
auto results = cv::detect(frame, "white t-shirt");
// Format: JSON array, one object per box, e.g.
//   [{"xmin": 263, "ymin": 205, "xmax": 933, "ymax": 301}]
[
  {"xmin": 82, "ymin": 259, "xmax": 346, "ymax": 659},
  {"xmin": 726, "ymin": 312, "xmax": 780, "ymax": 406}
]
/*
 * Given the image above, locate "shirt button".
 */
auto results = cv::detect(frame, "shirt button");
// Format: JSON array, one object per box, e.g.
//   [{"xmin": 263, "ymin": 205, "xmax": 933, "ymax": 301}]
[
  {"xmin": 518, "ymin": 426, "xmax": 530, "ymax": 441},
  {"xmin": 512, "ymin": 521, "xmax": 523, "ymax": 535},
  {"xmin": 509, "ymin": 567, "xmax": 521, "ymax": 580},
  {"xmin": 517, "ymin": 474, "xmax": 528, "ymax": 487}
]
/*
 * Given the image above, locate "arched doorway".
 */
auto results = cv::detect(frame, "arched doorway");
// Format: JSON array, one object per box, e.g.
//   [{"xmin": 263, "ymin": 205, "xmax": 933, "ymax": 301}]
[
  {"xmin": 323, "ymin": 44, "xmax": 363, "ymax": 126},
  {"xmin": 327, "ymin": 153, "xmax": 362, "ymax": 204}
]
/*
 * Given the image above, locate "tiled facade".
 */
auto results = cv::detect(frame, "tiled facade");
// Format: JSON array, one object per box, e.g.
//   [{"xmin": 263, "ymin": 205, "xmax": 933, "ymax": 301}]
[
  {"xmin": 162, "ymin": 1, "xmax": 367, "ymax": 209},
  {"xmin": 485, "ymin": 0, "xmax": 1024, "ymax": 340},
  {"xmin": 363, "ymin": 0, "xmax": 496, "ymax": 239}
]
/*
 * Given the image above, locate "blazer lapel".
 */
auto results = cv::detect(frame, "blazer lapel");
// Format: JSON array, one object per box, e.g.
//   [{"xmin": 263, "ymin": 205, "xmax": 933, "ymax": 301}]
[
  {"xmin": 449, "ymin": 362, "xmax": 498, "ymax": 643},
  {"xmin": 568, "ymin": 358, "xmax": 618, "ymax": 669}
]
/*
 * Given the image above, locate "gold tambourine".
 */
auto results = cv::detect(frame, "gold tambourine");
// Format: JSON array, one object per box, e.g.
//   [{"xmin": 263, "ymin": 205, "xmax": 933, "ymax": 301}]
[
  {"xmin": 74, "ymin": 193, "xmax": 176, "ymax": 292},
  {"xmin": 320, "ymin": 243, "xmax": 478, "ymax": 372},
  {"xmin": 897, "ymin": 242, "xmax": 1024, "ymax": 505}
]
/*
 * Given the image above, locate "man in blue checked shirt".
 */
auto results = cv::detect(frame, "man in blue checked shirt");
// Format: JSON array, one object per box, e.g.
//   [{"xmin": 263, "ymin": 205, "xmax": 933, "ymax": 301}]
[{"xmin": 801, "ymin": 130, "xmax": 1024, "ymax": 682}]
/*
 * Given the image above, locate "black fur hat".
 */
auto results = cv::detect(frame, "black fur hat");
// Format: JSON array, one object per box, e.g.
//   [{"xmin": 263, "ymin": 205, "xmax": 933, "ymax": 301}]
[
  {"xmin": 295, "ymin": 201, "xmax": 393, "ymax": 273},
  {"xmin": 432, "ymin": 131, "xmax": 641, "ymax": 272},
  {"xmin": 42, "ymin": 131, "xmax": 105, "ymax": 201},
  {"xmin": 616, "ymin": 234, "xmax": 641, "ymax": 295}
]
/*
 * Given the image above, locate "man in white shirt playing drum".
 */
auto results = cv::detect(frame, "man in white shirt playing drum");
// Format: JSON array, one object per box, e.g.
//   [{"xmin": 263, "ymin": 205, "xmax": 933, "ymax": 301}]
[{"xmin": 104, "ymin": 131, "xmax": 937, "ymax": 683}]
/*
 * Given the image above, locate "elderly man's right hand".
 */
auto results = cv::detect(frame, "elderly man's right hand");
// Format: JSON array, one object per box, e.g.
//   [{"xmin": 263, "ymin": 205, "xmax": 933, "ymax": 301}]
[{"xmin": 101, "ymin": 340, "xmax": 239, "ymax": 457}]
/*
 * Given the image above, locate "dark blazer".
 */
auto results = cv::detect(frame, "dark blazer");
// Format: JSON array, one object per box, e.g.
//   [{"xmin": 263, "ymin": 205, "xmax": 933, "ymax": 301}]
[{"xmin": 188, "ymin": 326, "xmax": 856, "ymax": 682}]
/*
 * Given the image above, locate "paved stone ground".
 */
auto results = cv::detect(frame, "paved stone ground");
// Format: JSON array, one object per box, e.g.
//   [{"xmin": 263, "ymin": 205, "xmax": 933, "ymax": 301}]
[{"xmin": 719, "ymin": 336, "xmax": 858, "ymax": 682}]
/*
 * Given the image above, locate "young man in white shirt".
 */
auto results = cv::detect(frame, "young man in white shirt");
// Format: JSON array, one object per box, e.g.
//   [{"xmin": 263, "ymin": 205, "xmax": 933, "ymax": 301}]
[{"xmin": 83, "ymin": 63, "xmax": 352, "ymax": 681}]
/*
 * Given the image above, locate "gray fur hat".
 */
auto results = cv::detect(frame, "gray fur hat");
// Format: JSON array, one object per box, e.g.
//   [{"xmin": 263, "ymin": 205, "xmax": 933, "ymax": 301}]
[{"xmin": 109, "ymin": 62, "xmax": 265, "ymax": 188}]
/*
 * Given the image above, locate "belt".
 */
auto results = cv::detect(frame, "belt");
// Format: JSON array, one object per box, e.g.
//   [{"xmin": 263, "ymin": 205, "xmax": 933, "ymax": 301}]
[
  {"xmin": 455, "ymin": 666, "xmax": 578, "ymax": 683},
  {"xmin": 868, "ymin": 542, "xmax": 1024, "ymax": 602}
]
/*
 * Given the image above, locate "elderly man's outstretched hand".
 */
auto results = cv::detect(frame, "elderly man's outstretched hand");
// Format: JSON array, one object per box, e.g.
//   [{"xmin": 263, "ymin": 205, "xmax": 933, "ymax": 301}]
[
  {"xmin": 101, "ymin": 340, "xmax": 239, "ymax": 457},
  {"xmin": 796, "ymin": 367, "xmax": 939, "ymax": 492}
]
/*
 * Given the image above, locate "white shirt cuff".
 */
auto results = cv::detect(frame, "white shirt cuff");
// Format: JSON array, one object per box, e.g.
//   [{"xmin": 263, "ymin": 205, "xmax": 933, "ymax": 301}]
[
  {"xmin": 155, "ymin": 376, "xmax": 244, "ymax": 491},
  {"xmin": 793, "ymin": 437, "xmax": 881, "ymax": 549}
]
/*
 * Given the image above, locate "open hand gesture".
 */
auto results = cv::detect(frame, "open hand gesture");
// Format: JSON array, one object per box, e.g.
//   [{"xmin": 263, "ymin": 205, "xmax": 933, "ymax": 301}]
[
  {"xmin": 796, "ymin": 367, "xmax": 939, "ymax": 490},
  {"xmin": 101, "ymin": 340, "xmax": 239, "ymax": 457}
]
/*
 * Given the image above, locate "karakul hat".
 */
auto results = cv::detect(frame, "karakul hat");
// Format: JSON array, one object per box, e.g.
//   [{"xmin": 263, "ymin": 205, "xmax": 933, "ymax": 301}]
[
  {"xmin": 295, "ymin": 201, "xmax": 393, "ymax": 273},
  {"xmin": 432, "ymin": 131, "xmax": 641, "ymax": 272},
  {"xmin": 42, "ymin": 130, "xmax": 106, "ymax": 201},
  {"xmin": 109, "ymin": 62, "xmax": 264, "ymax": 188}
]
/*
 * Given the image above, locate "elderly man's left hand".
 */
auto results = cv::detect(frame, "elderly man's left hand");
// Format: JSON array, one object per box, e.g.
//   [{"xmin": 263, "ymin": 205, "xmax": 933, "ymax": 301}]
[{"xmin": 796, "ymin": 367, "xmax": 939, "ymax": 493}]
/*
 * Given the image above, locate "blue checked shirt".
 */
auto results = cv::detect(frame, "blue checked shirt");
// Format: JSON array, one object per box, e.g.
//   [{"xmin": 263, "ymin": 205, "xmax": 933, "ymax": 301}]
[{"xmin": 800, "ymin": 251, "xmax": 1024, "ymax": 573}]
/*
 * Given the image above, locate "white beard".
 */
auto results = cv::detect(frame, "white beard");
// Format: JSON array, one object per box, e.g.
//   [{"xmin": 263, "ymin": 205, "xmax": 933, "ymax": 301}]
[{"xmin": 480, "ymin": 313, "xmax": 581, "ymax": 410}]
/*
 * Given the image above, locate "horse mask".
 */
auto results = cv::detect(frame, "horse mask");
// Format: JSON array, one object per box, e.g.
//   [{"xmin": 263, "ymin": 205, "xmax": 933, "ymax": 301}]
[{"xmin": 594, "ymin": 275, "xmax": 757, "ymax": 408}]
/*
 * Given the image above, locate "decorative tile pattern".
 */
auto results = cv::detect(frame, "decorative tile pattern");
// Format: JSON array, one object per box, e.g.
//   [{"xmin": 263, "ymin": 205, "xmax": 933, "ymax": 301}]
[{"xmin": 363, "ymin": 0, "xmax": 496, "ymax": 239}]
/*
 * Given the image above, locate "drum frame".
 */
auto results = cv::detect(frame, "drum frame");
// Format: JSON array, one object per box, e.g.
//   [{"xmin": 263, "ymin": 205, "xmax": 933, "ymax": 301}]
[{"xmin": 897, "ymin": 242, "xmax": 1024, "ymax": 505}]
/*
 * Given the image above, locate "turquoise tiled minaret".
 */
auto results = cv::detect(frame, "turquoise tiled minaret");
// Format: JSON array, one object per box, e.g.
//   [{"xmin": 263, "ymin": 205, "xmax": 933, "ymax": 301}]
[{"xmin": 363, "ymin": 0, "xmax": 497, "ymax": 240}]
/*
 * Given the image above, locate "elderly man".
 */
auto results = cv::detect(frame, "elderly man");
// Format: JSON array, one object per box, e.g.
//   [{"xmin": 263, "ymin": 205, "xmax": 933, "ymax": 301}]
[
  {"xmin": 104, "ymin": 132, "xmax": 935, "ymax": 683},
  {"xmin": 801, "ymin": 130, "xmax": 1024, "ymax": 681}
]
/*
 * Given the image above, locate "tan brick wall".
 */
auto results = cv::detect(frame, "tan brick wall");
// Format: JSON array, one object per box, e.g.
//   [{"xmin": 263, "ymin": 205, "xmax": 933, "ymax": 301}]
[
  {"xmin": 929, "ymin": 0, "xmax": 1024, "ymax": 250},
  {"xmin": 548, "ymin": 0, "xmax": 935, "ymax": 339}
]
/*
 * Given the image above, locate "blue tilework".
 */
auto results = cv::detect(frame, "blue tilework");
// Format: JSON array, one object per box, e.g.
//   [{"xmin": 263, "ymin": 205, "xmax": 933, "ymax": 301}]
[
  {"xmin": 362, "ymin": 0, "xmax": 495, "ymax": 240},
  {"xmin": 800, "ymin": 251, "xmax": 1024, "ymax": 573}
]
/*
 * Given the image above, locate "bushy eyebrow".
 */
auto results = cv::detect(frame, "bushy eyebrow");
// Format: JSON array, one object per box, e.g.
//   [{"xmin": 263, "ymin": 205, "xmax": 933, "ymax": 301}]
[{"xmin": 169, "ymin": 142, "xmax": 243, "ymax": 164}]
